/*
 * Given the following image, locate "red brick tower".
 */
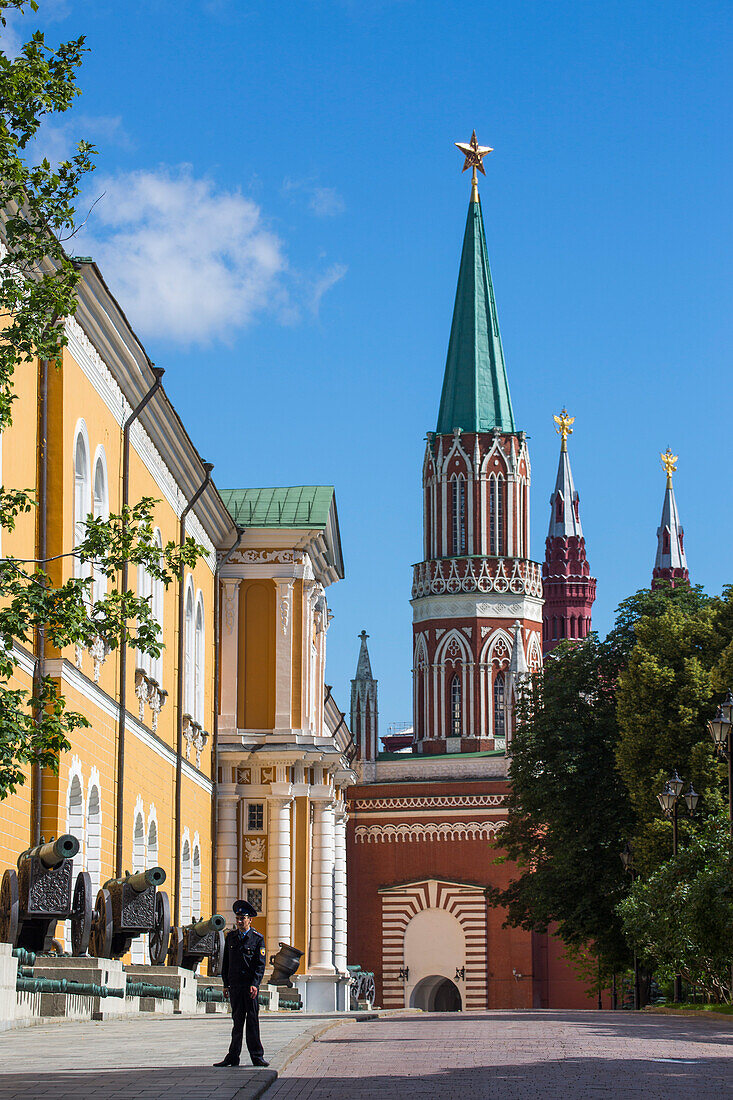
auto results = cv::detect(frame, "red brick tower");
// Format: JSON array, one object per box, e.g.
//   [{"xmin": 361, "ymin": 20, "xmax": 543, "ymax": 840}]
[
  {"xmin": 542, "ymin": 410, "xmax": 596, "ymax": 654},
  {"xmin": 652, "ymin": 449, "xmax": 689, "ymax": 588},
  {"xmin": 411, "ymin": 149, "xmax": 543, "ymax": 753}
]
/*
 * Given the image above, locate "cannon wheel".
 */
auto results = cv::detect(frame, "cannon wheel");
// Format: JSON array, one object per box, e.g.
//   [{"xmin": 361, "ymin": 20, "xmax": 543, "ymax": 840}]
[
  {"xmin": 149, "ymin": 889, "xmax": 171, "ymax": 966},
  {"xmin": 90, "ymin": 888, "xmax": 113, "ymax": 958},
  {"xmin": 0, "ymin": 869, "xmax": 19, "ymax": 947},
  {"xmin": 70, "ymin": 871, "xmax": 93, "ymax": 956},
  {"xmin": 167, "ymin": 925, "xmax": 184, "ymax": 968},
  {"xmin": 209, "ymin": 929, "xmax": 225, "ymax": 977}
]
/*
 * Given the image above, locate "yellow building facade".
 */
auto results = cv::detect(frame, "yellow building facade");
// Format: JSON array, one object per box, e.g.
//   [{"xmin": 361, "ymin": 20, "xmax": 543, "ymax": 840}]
[
  {"xmin": 1, "ymin": 258, "xmax": 355, "ymax": 987},
  {"xmin": 0, "ymin": 259, "xmax": 233, "ymax": 954},
  {"xmin": 217, "ymin": 488, "xmax": 356, "ymax": 1010}
]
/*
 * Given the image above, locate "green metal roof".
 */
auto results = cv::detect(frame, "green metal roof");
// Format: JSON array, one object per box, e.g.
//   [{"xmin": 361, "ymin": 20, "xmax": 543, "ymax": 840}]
[
  {"xmin": 220, "ymin": 486, "xmax": 335, "ymax": 529},
  {"xmin": 436, "ymin": 193, "xmax": 516, "ymax": 435}
]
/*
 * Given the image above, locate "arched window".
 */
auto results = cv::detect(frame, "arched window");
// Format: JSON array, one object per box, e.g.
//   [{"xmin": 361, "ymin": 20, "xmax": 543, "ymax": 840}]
[
  {"xmin": 92, "ymin": 451, "xmax": 108, "ymax": 604},
  {"xmin": 556, "ymin": 494, "xmax": 564, "ymax": 523},
  {"xmin": 450, "ymin": 674, "xmax": 461, "ymax": 738},
  {"xmin": 493, "ymin": 673, "xmax": 506, "ymax": 739},
  {"xmin": 130, "ymin": 810, "xmax": 146, "ymax": 963},
  {"xmin": 194, "ymin": 594, "xmax": 205, "ymax": 723},
  {"xmin": 152, "ymin": 530, "xmax": 164, "ymax": 684},
  {"xmin": 489, "ymin": 475, "xmax": 505, "ymax": 556},
  {"xmin": 192, "ymin": 844, "xmax": 201, "ymax": 922},
  {"xmin": 137, "ymin": 561, "xmax": 153, "ymax": 676},
  {"xmin": 181, "ymin": 838, "xmax": 192, "ymax": 924},
  {"xmin": 86, "ymin": 783, "xmax": 101, "ymax": 898},
  {"xmin": 451, "ymin": 477, "xmax": 466, "ymax": 556},
  {"xmin": 147, "ymin": 817, "xmax": 158, "ymax": 868},
  {"xmin": 184, "ymin": 582, "xmax": 194, "ymax": 716},
  {"xmin": 73, "ymin": 428, "xmax": 90, "ymax": 582},
  {"xmin": 64, "ymin": 772, "xmax": 84, "ymax": 951},
  {"xmin": 663, "ymin": 530, "xmax": 670, "ymax": 554}
]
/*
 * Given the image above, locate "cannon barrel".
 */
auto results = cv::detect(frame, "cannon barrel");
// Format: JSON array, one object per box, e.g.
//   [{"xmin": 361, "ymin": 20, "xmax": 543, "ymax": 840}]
[
  {"xmin": 18, "ymin": 834, "xmax": 79, "ymax": 869},
  {"xmin": 189, "ymin": 914, "xmax": 226, "ymax": 938},
  {"xmin": 104, "ymin": 866, "xmax": 166, "ymax": 894}
]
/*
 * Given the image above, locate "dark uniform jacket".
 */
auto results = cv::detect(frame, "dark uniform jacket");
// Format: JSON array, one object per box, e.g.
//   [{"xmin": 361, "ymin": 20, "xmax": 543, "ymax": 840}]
[{"xmin": 222, "ymin": 928, "xmax": 266, "ymax": 990}]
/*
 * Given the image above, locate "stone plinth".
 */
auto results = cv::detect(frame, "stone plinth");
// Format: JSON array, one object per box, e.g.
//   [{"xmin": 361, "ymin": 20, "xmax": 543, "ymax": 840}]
[
  {"xmin": 0, "ymin": 944, "xmax": 18, "ymax": 1030},
  {"xmin": 125, "ymin": 965, "xmax": 196, "ymax": 1014},
  {"xmin": 195, "ymin": 973, "xmax": 228, "ymax": 1015},
  {"xmin": 33, "ymin": 956, "xmax": 137, "ymax": 1020}
]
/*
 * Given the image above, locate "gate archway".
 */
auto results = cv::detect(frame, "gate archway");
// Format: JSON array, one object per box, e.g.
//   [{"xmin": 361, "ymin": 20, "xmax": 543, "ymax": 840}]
[{"xmin": 410, "ymin": 974, "xmax": 462, "ymax": 1012}]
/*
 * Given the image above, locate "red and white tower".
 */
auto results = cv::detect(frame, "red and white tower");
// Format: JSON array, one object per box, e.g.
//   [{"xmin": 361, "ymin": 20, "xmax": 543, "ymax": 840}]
[
  {"xmin": 542, "ymin": 410, "xmax": 596, "ymax": 654},
  {"xmin": 411, "ymin": 137, "xmax": 543, "ymax": 754},
  {"xmin": 652, "ymin": 449, "xmax": 689, "ymax": 588}
]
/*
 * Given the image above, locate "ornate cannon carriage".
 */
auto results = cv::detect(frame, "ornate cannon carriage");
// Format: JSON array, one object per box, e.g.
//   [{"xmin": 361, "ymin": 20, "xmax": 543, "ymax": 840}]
[
  {"xmin": 0, "ymin": 835, "xmax": 92, "ymax": 955},
  {"xmin": 168, "ymin": 914, "xmax": 225, "ymax": 974},
  {"xmin": 90, "ymin": 867, "xmax": 170, "ymax": 963}
]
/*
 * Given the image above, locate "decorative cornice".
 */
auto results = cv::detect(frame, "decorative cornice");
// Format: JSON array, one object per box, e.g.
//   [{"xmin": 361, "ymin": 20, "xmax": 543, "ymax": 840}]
[
  {"xmin": 412, "ymin": 592, "xmax": 543, "ymax": 624},
  {"xmin": 412, "ymin": 556, "xmax": 542, "ymax": 600},
  {"xmin": 353, "ymin": 794, "xmax": 504, "ymax": 811},
  {"xmin": 65, "ymin": 317, "xmax": 215, "ymax": 570},
  {"xmin": 354, "ymin": 820, "xmax": 504, "ymax": 843}
]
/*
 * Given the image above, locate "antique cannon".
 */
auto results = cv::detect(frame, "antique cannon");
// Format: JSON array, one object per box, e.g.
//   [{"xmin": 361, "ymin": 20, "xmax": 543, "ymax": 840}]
[
  {"xmin": 269, "ymin": 943, "xmax": 304, "ymax": 987},
  {"xmin": 0, "ymin": 835, "xmax": 92, "ymax": 956},
  {"xmin": 90, "ymin": 867, "xmax": 170, "ymax": 962},
  {"xmin": 168, "ymin": 914, "xmax": 226, "ymax": 974}
]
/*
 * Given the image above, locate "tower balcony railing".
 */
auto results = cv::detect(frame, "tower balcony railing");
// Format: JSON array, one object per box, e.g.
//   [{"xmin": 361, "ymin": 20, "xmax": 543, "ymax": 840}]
[{"xmin": 411, "ymin": 556, "xmax": 543, "ymax": 600}]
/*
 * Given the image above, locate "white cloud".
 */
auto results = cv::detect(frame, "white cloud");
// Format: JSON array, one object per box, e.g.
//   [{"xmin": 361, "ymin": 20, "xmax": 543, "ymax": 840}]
[
  {"xmin": 78, "ymin": 166, "xmax": 287, "ymax": 344},
  {"xmin": 309, "ymin": 263, "xmax": 348, "ymax": 316},
  {"xmin": 283, "ymin": 177, "xmax": 346, "ymax": 217},
  {"xmin": 28, "ymin": 114, "xmax": 130, "ymax": 166}
]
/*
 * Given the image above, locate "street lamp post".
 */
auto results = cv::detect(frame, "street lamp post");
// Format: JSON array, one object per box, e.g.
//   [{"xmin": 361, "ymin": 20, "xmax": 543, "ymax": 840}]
[
  {"xmin": 620, "ymin": 841, "xmax": 640, "ymax": 1011},
  {"xmin": 708, "ymin": 691, "xmax": 733, "ymax": 997},
  {"xmin": 708, "ymin": 691, "xmax": 733, "ymax": 840},
  {"xmin": 657, "ymin": 772, "xmax": 699, "ymax": 1003}
]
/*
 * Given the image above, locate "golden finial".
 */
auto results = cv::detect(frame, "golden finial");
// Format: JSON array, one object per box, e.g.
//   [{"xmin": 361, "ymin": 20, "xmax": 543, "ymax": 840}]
[
  {"xmin": 661, "ymin": 448, "xmax": 678, "ymax": 482},
  {"xmin": 455, "ymin": 130, "xmax": 493, "ymax": 201},
  {"xmin": 553, "ymin": 409, "xmax": 575, "ymax": 452}
]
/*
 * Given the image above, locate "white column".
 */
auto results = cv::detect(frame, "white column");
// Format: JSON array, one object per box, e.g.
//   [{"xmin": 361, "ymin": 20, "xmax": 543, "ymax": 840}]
[
  {"xmin": 266, "ymin": 795, "xmax": 293, "ymax": 958},
  {"xmin": 333, "ymin": 805, "xmax": 348, "ymax": 974},
  {"xmin": 220, "ymin": 579, "xmax": 240, "ymax": 731},
  {"xmin": 309, "ymin": 798, "xmax": 336, "ymax": 973},
  {"xmin": 217, "ymin": 788, "xmax": 239, "ymax": 920},
  {"xmin": 274, "ymin": 580, "xmax": 294, "ymax": 732}
]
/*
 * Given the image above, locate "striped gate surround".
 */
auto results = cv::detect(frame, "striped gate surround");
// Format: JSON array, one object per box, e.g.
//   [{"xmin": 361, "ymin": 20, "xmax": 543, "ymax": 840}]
[{"xmin": 379, "ymin": 879, "xmax": 488, "ymax": 1010}]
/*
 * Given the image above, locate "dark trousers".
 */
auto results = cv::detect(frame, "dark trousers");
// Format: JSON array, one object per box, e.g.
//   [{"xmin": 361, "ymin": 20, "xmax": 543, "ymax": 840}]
[{"xmin": 227, "ymin": 985, "xmax": 264, "ymax": 1063}]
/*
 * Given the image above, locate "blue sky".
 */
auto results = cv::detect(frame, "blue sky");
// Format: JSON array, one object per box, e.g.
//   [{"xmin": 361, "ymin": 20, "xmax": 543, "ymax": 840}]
[{"xmin": 10, "ymin": 0, "xmax": 733, "ymax": 732}]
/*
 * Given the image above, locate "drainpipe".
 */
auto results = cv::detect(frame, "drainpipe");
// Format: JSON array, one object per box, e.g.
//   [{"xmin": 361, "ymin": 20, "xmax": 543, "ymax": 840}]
[
  {"xmin": 32, "ymin": 358, "xmax": 49, "ymax": 845},
  {"xmin": 115, "ymin": 367, "xmax": 165, "ymax": 877},
  {"xmin": 212, "ymin": 525, "xmax": 245, "ymax": 913},
  {"xmin": 174, "ymin": 462, "xmax": 214, "ymax": 925}
]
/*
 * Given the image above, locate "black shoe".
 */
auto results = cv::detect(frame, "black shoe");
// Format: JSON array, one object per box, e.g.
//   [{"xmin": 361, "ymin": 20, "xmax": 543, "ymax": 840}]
[
  {"xmin": 252, "ymin": 1058, "xmax": 269, "ymax": 1067},
  {"xmin": 213, "ymin": 1057, "xmax": 240, "ymax": 1067}
]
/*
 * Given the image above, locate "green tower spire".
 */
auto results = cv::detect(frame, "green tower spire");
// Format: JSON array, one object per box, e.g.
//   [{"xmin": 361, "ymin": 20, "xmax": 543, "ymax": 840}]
[{"xmin": 436, "ymin": 190, "xmax": 516, "ymax": 435}]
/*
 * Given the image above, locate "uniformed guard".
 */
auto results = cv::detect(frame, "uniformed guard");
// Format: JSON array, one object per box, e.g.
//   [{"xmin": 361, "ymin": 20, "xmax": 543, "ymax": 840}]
[{"xmin": 213, "ymin": 899, "xmax": 269, "ymax": 1068}]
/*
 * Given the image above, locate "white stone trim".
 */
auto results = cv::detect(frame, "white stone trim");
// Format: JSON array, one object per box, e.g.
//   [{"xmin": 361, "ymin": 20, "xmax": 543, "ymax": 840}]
[
  {"xmin": 45, "ymin": 658, "xmax": 213, "ymax": 793},
  {"xmin": 412, "ymin": 593, "xmax": 543, "ymax": 624},
  {"xmin": 354, "ymin": 820, "xmax": 504, "ymax": 843}
]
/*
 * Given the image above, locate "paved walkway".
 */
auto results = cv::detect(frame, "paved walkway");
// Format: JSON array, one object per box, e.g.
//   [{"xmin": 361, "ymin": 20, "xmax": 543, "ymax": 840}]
[
  {"xmin": 0, "ymin": 1012, "xmax": 340, "ymax": 1099},
  {"xmin": 265, "ymin": 1010, "xmax": 733, "ymax": 1099}
]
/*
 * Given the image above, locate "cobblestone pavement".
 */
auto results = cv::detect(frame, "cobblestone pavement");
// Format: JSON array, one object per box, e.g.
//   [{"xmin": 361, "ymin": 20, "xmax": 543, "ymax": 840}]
[
  {"xmin": 0, "ymin": 1012, "xmax": 342, "ymax": 1099},
  {"xmin": 265, "ymin": 1010, "xmax": 733, "ymax": 1099}
]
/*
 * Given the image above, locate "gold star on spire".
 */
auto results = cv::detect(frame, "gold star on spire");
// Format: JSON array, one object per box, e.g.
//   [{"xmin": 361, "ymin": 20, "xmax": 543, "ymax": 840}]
[
  {"xmin": 661, "ymin": 448, "xmax": 678, "ymax": 481},
  {"xmin": 455, "ymin": 130, "xmax": 493, "ymax": 200},
  {"xmin": 553, "ymin": 409, "xmax": 575, "ymax": 452}
]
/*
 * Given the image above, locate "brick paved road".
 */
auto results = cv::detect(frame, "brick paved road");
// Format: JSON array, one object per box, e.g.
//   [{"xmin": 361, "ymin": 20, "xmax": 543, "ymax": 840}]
[
  {"xmin": 265, "ymin": 1011, "xmax": 733, "ymax": 1099},
  {"xmin": 0, "ymin": 1012, "xmax": 340, "ymax": 1100}
]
